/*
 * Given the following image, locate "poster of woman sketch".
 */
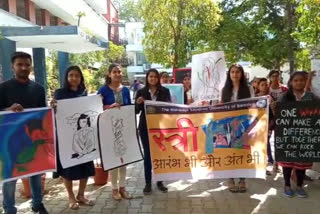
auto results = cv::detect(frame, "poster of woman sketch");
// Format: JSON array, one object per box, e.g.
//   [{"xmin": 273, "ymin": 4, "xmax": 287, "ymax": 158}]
[
  {"xmin": 0, "ymin": 108, "xmax": 56, "ymax": 183},
  {"xmin": 56, "ymin": 95, "xmax": 103, "ymax": 168},
  {"xmin": 97, "ymin": 105, "xmax": 143, "ymax": 170},
  {"xmin": 192, "ymin": 51, "xmax": 227, "ymax": 102}
]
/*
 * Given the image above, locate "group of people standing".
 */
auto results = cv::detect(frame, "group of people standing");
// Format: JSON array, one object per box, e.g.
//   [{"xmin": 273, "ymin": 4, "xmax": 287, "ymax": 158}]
[{"xmin": 0, "ymin": 51, "xmax": 319, "ymax": 214}]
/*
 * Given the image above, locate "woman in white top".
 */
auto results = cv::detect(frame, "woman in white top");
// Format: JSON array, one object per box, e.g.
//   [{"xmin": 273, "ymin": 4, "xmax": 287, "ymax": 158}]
[{"xmin": 220, "ymin": 64, "xmax": 254, "ymax": 193}]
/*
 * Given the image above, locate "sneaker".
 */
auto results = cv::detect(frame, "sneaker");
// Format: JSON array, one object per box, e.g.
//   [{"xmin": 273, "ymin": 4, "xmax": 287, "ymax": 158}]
[
  {"xmin": 143, "ymin": 183, "xmax": 152, "ymax": 195},
  {"xmin": 156, "ymin": 181, "xmax": 168, "ymax": 193},
  {"xmin": 284, "ymin": 188, "xmax": 294, "ymax": 198},
  {"xmin": 32, "ymin": 203, "xmax": 48, "ymax": 214},
  {"xmin": 296, "ymin": 189, "xmax": 308, "ymax": 198}
]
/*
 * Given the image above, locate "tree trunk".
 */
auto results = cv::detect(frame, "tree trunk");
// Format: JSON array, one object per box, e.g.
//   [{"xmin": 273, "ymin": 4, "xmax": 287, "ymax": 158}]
[{"xmin": 286, "ymin": 1, "xmax": 295, "ymax": 74}]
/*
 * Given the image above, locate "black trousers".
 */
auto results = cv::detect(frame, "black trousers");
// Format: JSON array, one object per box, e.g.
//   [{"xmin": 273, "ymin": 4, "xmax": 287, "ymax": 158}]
[
  {"xmin": 139, "ymin": 128, "xmax": 152, "ymax": 184},
  {"xmin": 283, "ymin": 167, "xmax": 305, "ymax": 187}
]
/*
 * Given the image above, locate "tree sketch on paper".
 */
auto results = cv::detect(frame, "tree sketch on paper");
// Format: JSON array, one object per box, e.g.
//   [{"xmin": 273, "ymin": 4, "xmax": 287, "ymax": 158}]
[
  {"xmin": 192, "ymin": 51, "xmax": 227, "ymax": 101},
  {"xmin": 66, "ymin": 111, "xmax": 99, "ymax": 159},
  {"xmin": 111, "ymin": 116, "xmax": 127, "ymax": 164},
  {"xmin": 197, "ymin": 56, "xmax": 223, "ymax": 96}
]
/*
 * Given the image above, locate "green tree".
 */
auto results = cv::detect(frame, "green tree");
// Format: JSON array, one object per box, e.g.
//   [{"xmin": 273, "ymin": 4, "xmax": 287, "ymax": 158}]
[
  {"xmin": 139, "ymin": 0, "xmax": 221, "ymax": 68},
  {"xmin": 213, "ymin": 0, "xmax": 300, "ymax": 72},
  {"xmin": 46, "ymin": 51, "xmax": 60, "ymax": 99},
  {"xmin": 295, "ymin": 0, "xmax": 320, "ymax": 46},
  {"xmin": 113, "ymin": 0, "xmax": 141, "ymax": 21}
]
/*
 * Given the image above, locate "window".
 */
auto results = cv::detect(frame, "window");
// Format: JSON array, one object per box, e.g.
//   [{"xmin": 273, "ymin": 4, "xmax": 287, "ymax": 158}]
[
  {"xmin": 0, "ymin": 0, "xmax": 9, "ymax": 11},
  {"xmin": 50, "ymin": 16, "xmax": 58, "ymax": 26},
  {"xmin": 16, "ymin": 0, "xmax": 26, "ymax": 19},
  {"xmin": 136, "ymin": 53, "xmax": 147, "ymax": 66}
]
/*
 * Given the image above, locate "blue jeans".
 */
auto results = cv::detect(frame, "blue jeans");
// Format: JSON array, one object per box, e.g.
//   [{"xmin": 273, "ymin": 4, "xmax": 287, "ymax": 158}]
[{"xmin": 2, "ymin": 175, "xmax": 43, "ymax": 214}]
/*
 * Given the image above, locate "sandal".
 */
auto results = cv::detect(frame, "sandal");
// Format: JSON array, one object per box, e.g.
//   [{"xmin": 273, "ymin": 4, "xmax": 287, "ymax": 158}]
[
  {"xmin": 76, "ymin": 194, "xmax": 95, "ymax": 206},
  {"xmin": 111, "ymin": 189, "xmax": 122, "ymax": 201},
  {"xmin": 227, "ymin": 179, "xmax": 238, "ymax": 193},
  {"xmin": 238, "ymin": 180, "xmax": 247, "ymax": 193},
  {"xmin": 119, "ymin": 187, "xmax": 133, "ymax": 199},
  {"xmin": 68, "ymin": 202, "xmax": 80, "ymax": 210}
]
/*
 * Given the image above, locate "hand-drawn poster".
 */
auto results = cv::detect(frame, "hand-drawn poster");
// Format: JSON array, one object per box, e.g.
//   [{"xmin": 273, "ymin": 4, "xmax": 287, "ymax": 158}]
[
  {"xmin": 145, "ymin": 97, "xmax": 268, "ymax": 181},
  {"xmin": 275, "ymin": 101, "xmax": 320, "ymax": 162},
  {"xmin": 163, "ymin": 84, "xmax": 184, "ymax": 104},
  {"xmin": 97, "ymin": 105, "xmax": 143, "ymax": 170},
  {"xmin": 56, "ymin": 95, "xmax": 103, "ymax": 168},
  {"xmin": 0, "ymin": 108, "xmax": 56, "ymax": 183},
  {"xmin": 191, "ymin": 51, "xmax": 227, "ymax": 102},
  {"xmin": 311, "ymin": 59, "xmax": 320, "ymax": 97}
]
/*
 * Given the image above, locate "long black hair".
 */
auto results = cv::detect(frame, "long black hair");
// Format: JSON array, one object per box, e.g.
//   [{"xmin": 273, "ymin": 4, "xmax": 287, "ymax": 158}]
[
  {"xmin": 145, "ymin": 68, "xmax": 161, "ymax": 89},
  {"xmin": 63, "ymin": 65, "xmax": 86, "ymax": 90},
  {"xmin": 221, "ymin": 64, "xmax": 251, "ymax": 102},
  {"xmin": 282, "ymin": 71, "xmax": 308, "ymax": 102},
  {"xmin": 105, "ymin": 63, "xmax": 121, "ymax": 85}
]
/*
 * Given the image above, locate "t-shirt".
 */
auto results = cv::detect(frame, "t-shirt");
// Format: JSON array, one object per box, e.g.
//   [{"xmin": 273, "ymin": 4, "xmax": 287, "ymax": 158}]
[
  {"xmin": 113, "ymin": 89, "xmax": 124, "ymax": 105},
  {"xmin": 230, "ymin": 86, "xmax": 255, "ymax": 102},
  {"xmin": 0, "ymin": 78, "xmax": 46, "ymax": 109},
  {"xmin": 269, "ymin": 85, "xmax": 288, "ymax": 100}
]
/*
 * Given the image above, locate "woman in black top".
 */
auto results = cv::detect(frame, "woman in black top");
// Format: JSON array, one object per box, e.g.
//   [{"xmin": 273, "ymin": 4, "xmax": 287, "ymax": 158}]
[
  {"xmin": 135, "ymin": 69, "xmax": 171, "ymax": 194},
  {"xmin": 52, "ymin": 66, "xmax": 94, "ymax": 210}
]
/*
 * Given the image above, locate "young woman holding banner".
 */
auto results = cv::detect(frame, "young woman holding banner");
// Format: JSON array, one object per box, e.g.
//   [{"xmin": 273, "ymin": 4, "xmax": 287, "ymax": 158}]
[
  {"xmin": 97, "ymin": 63, "xmax": 132, "ymax": 200},
  {"xmin": 51, "ymin": 66, "xmax": 95, "ymax": 210},
  {"xmin": 277, "ymin": 71, "xmax": 319, "ymax": 198},
  {"xmin": 135, "ymin": 68, "xmax": 171, "ymax": 194},
  {"xmin": 256, "ymin": 78, "xmax": 275, "ymax": 175},
  {"xmin": 220, "ymin": 64, "xmax": 254, "ymax": 193}
]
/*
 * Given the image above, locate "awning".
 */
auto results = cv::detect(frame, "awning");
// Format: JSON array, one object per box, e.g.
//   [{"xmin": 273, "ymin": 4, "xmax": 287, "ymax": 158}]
[{"xmin": 0, "ymin": 26, "xmax": 109, "ymax": 53}]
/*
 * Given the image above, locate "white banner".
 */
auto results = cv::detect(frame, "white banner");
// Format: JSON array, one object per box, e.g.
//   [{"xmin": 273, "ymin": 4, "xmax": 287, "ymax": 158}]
[
  {"xmin": 192, "ymin": 51, "xmax": 227, "ymax": 101},
  {"xmin": 56, "ymin": 95, "xmax": 103, "ymax": 168},
  {"xmin": 98, "ymin": 105, "xmax": 143, "ymax": 170}
]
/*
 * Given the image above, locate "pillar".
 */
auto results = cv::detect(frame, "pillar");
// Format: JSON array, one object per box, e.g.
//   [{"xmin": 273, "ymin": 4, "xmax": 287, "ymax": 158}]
[
  {"xmin": 0, "ymin": 38, "xmax": 16, "ymax": 82},
  {"xmin": 32, "ymin": 48, "xmax": 47, "ymax": 92},
  {"xmin": 41, "ymin": 9, "xmax": 50, "ymax": 26},
  {"xmin": 25, "ymin": 0, "xmax": 36, "ymax": 24},
  {"xmin": 8, "ymin": 0, "xmax": 17, "ymax": 15},
  {"xmin": 58, "ymin": 51, "xmax": 69, "ymax": 87}
]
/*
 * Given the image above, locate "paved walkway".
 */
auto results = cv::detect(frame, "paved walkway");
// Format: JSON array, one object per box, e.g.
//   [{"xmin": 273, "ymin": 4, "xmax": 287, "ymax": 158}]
[{"xmin": 1, "ymin": 162, "xmax": 320, "ymax": 214}]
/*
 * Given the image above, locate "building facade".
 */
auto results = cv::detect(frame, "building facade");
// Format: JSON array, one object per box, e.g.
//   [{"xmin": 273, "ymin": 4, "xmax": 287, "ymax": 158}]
[{"xmin": 0, "ymin": 0, "xmax": 117, "ymax": 87}]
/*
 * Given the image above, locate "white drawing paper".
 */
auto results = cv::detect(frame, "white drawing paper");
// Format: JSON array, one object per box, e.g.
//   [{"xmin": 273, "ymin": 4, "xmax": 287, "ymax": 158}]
[
  {"xmin": 98, "ymin": 105, "xmax": 143, "ymax": 170},
  {"xmin": 191, "ymin": 51, "xmax": 227, "ymax": 101},
  {"xmin": 56, "ymin": 95, "xmax": 103, "ymax": 168},
  {"xmin": 311, "ymin": 59, "xmax": 320, "ymax": 97}
]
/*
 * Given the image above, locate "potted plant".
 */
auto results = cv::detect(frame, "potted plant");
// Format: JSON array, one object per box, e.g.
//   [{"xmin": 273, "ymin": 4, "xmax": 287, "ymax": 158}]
[
  {"xmin": 94, "ymin": 159, "xmax": 109, "ymax": 186},
  {"xmin": 21, "ymin": 174, "xmax": 46, "ymax": 198}
]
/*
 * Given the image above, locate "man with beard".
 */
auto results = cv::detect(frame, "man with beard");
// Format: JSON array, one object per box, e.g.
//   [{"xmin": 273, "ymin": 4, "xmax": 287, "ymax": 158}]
[{"xmin": 0, "ymin": 52, "xmax": 48, "ymax": 214}]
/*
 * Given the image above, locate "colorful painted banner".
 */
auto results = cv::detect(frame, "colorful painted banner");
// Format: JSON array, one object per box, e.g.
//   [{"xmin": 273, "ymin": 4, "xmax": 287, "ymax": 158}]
[
  {"xmin": 163, "ymin": 84, "xmax": 184, "ymax": 104},
  {"xmin": 275, "ymin": 101, "xmax": 320, "ymax": 162},
  {"xmin": 56, "ymin": 95, "xmax": 103, "ymax": 168},
  {"xmin": 0, "ymin": 108, "xmax": 56, "ymax": 183},
  {"xmin": 97, "ymin": 105, "xmax": 143, "ymax": 170},
  {"xmin": 145, "ymin": 97, "xmax": 268, "ymax": 181},
  {"xmin": 191, "ymin": 51, "xmax": 227, "ymax": 102}
]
